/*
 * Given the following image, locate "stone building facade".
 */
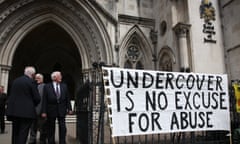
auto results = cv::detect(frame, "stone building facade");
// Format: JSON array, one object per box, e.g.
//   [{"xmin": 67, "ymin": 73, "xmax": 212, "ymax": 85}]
[
  {"xmin": 220, "ymin": 0, "xmax": 240, "ymax": 81},
  {"xmin": 0, "ymin": 0, "xmax": 231, "ymax": 95}
]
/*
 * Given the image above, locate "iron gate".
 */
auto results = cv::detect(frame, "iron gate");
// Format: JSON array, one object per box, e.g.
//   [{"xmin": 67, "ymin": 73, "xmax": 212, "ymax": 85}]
[
  {"xmin": 75, "ymin": 67, "xmax": 235, "ymax": 144},
  {"xmin": 76, "ymin": 67, "xmax": 105, "ymax": 144}
]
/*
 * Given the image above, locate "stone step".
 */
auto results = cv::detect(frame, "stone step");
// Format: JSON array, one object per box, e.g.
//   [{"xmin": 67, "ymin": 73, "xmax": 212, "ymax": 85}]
[
  {"xmin": 5, "ymin": 115, "xmax": 77, "ymax": 124},
  {"xmin": 66, "ymin": 115, "xmax": 77, "ymax": 123}
]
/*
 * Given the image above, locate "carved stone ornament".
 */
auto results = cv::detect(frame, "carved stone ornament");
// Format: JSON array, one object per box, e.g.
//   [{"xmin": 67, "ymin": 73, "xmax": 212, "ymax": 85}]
[
  {"xmin": 200, "ymin": 0, "xmax": 217, "ymax": 43},
  {"xmin": 126, "ymin": 45, "xmax": 140, "ymax": 63},
  {"xmin": 173, "ymin": 22, "xmax": 191, "ymax": 37},
  {"xmin": 200, "ymin": 0, "xmax": 216, "ymax": 22}
]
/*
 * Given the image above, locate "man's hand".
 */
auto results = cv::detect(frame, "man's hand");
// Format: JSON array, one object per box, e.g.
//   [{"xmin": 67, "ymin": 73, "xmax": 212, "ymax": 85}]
[
  {"xmin": 41, "ymin": 113, "xmax": 47, "ymax": 118},
  {"xmin": 68, "ymin": 111, "xmax": 74, "ymax": 115}
]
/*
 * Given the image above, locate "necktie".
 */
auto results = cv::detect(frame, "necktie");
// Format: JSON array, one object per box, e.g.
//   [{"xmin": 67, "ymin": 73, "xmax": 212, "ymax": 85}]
[{"xmin": 56, "ymin": 83, "xmax": 60, "ymax": 99}]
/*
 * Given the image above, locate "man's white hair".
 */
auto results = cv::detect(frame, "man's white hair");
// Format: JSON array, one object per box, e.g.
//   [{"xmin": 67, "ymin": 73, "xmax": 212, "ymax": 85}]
[
  {"xmin": 35, "ymin": 73, "xmax": 44, "ymax": 79},
  {"xmin": 24, "ymin": 66, "xmax": 36, "ymax": 78},
  {"xmin": 51, "ymin": 71, "xmax": 61, "ymax": 80}
]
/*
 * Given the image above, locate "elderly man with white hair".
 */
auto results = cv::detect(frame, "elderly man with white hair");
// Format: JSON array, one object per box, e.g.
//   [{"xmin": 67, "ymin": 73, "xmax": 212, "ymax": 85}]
[
  {"xmin": 42, "ymin": 71, "xmax": 72, "ymax": 144},
  {"xmin": 6, "ymin": 66, "xmax": 41, "ymax": 144}
]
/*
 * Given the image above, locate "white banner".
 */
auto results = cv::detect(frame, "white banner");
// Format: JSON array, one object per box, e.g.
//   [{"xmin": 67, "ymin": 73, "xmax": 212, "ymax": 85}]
[{"xmin": 102, "ymin": 67, "xmax": 230, "ymax": 137}]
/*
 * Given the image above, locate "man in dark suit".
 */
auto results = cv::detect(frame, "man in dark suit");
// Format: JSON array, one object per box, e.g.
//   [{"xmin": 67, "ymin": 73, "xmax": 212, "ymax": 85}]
[
  {"xmin": 0, "ymin": 85, "xmax": 7, "ymax": 134},
  {"xmin": 6, "ymin": 66, "xmax": 41, "ymax": 144},
  {"xmin": 41, "ymin": 71, "xmax": 72, "ymax": 144}
]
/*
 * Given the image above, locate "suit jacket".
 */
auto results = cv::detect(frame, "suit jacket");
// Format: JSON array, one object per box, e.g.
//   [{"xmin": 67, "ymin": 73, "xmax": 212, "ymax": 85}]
[
  {"xmin": 42, "ymin": 82, "xmax": 72, "ymax": 117},
  {"xmin": 6, "ymin": 75, "xmax": 41, "ymax": 119},
  {"xmin": 0, "ymin": 92, "xmax": 7, "ymax": 108},
  {"xmin": 35, "ymin": 83, "xmax": 45, "ymax": 115},
  {"xmin": 0, "ymin": 92, "xmax": 7, "ymax": 114}
]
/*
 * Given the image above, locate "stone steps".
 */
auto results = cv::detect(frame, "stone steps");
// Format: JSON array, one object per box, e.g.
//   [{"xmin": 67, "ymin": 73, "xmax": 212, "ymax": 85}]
[
  {"xmin": 66, "ymin": 114, "xmax": 77, "ymax": 123},
  {"xmin": 5, "ymin": 115, "xmax": 77, "ymax": 124}
]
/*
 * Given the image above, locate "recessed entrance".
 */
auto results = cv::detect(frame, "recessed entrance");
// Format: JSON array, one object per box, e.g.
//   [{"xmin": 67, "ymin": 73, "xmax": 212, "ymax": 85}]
[{"xmin": 8, "ymin": 22, "xmax": 82, "ymax": 99}]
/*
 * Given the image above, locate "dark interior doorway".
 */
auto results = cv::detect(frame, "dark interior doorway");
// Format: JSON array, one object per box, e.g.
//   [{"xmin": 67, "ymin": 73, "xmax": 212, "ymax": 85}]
[{"xmin": 8, "ymin": 22, "xmax": 82, "ymax": 100}]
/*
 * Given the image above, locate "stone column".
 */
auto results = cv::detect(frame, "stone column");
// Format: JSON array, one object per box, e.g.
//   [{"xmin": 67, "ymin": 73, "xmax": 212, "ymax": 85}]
[
  {"xmin": 0, "ymin": 65, "xmax": 11, "ymax": 93},
  {"xmin": 150, "ymin": 29, "xmax": 158, "ymax": 70},
  {"xmin": 173, "ymin": 22, "xmax": 191, "ymax": 72}
]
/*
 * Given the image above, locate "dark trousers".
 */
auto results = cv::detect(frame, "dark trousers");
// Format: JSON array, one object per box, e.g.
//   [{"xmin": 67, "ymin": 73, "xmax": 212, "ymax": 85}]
[
  {"xmin": 47, "ymin": 116, "xmax": 66, "ymax": 144},
  {"xmin": 78, "ymin": 112, "xmax": 88, "ymax": 144},
  {"xmin": 11, "ymin": 117, "xmax": 33, "ymax": 144},
  {"xmin": 0, "ymin": 109, "xmax": 5, "ymax": 133},
  {"xmin": 29, "ymin": 117, "xmax": 47, "ymax": 144}
]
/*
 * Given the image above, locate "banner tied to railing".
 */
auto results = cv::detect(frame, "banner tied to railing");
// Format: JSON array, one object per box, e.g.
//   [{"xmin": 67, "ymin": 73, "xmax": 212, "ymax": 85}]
[{"xmin": 102, "ymin": 67, "xmax": 230, "ymax": 137}]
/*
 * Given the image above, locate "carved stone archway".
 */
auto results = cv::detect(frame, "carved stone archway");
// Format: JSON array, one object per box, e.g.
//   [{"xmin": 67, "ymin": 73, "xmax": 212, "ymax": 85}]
[
  {"xmin": 119, "ymin": 25, "xmax": 153, "ymax": 69},
  {"xmin": 158, "ymin": 46, "xmax": 176, "ymax": 71},
  {"xmin": 0, "ymin": 0, "xmax": 112, "ymax": 92}
]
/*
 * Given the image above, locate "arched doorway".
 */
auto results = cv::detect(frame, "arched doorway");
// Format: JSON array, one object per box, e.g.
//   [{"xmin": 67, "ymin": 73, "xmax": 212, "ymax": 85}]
[
  {"xmin": 8, "ymin": 22, "xmax": 81, "ymax": 100},
  {"xmin": 0, "ymin": 0, "xmax": 113, "ymax": 94},
  {"xmin": 0, "ymin": 1, "xmax": 113, "ymax": 143}
]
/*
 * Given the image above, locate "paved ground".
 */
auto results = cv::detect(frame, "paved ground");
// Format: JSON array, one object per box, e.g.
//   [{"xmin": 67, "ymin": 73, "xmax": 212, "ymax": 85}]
[{"xmin": 0, "ymin": 121, "xmax": 79, "ymax": 144}]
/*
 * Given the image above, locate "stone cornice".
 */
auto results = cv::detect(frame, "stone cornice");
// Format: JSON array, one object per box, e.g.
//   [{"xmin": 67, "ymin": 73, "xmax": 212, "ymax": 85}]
[
  {"xmin": 0, "ymin": 64, "xmax": 11, "ymax": 71},
  {"xmin": 118, "ymin": 14, "xmax": 155, "ymax": 28},
  {"xmin": 173, "ymin": 22, "xmax": 191, "ymax": 37}
]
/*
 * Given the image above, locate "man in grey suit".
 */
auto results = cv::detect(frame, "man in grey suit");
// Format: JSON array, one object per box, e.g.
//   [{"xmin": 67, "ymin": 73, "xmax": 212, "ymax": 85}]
[
  {"xmin": 29, "ymin": 73, "xmax": 47, "ymax": 144},
  {"xmin": 42, "ymin": 71, "xmax": 73, "ymax": 144},
  {"xmin": 6, "ymin": 66, "xmax": 41, "ymax": 144}
]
